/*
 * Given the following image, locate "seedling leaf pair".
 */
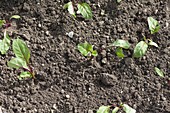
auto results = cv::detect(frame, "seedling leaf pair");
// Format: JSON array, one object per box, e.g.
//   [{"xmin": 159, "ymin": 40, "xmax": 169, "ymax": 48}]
[
  {"xmin": 97, "ymin": 104, "xmax": 136, "ymax": 113},
  {"xmin": 64, "ymin": 2, "xmax": 92, "ymax": 19},
  {"xmin": 133, "ymin": 39, "xmax": 158, "ymax": 58},
  {"xmin": 8, "ymin": 38, "xmax": 33, "ymax": 79},
  {"xmin": 147, "ymin": 17, "xmax": 160, "ymax": 34},
  {"xmin": 110, "ymin": 39, "xmax": 130, "ymax": 58},
  {"xmin": 77, "ymin": 42, "xmax": 98, "ymax": 57}
]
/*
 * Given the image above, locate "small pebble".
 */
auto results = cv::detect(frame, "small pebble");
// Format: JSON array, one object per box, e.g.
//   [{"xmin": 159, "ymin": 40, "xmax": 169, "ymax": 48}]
[
  {"xmin": 66, "ymin": 95, "xmax": 70, "ymax": 99},
  {"xmin": 53, "ymin": 104, "xmax": 57, "ymax": 110},
  {"xmin": 61, "ymin": 89, "xmax": 64, "ymax": 94},
  {"xmin": 101, "ymin": 58, "xmax": 107, "ymax": 64},
  {"xmin": 38, "ymin": 23, "xmax": 42, "ymax": 28},
  {"xmin": 88, "ymin": 110, "xmax": 93, "ymax": 113},
  {"xmin": 101, "ymin": 10, "xmax": 105, "ymax": 15},
  {"xmin": 46, "ymin": 31, "xmax": 50, "ymax": 36},
  {"xmin": 66, "ymin": 31, "xmax": 74, "ymax": 38}
]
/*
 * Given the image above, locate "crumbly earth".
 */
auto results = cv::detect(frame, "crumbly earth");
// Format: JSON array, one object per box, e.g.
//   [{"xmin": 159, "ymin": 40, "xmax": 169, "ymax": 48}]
[{"xmin": 0, "ymin": 0, "xmax": 169, "ymax": 113}]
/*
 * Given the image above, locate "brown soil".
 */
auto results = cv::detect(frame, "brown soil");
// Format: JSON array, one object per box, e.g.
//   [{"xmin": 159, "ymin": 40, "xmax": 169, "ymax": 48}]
[{"xmin": 0, "ymin": 0, "xmax": 169, "ymax": 113}]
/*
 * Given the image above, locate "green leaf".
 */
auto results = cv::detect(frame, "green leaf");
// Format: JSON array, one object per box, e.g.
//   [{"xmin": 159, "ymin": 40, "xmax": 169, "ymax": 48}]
[
  {"xmin": 77, "ymin": 3, "xmax": 92, "ymax": 19},
  {"xmin": 154, "ymin": 67, "xmax": 164, "ymax": 77},
  {"xmin": 147, "ymin": 17, "xmax": 160, "ymax": 34},
  {"xmin": 148, "ymin": 40, "xmax": 158, "ymax": 48},
  {"xmin": 123, "ymin": 104, "xmax": 136, "ymax": 113},
  {"xmin": 18, "ymin": 71, "xmax": 32, "ymax": 80},
  {"xmin": 12, "ymin": 38, "xmax": 30, "ymax": 63},
  {"xmin": 63, "ymin": 2, "xmax": 76, "ymax": 17},
  {"xmin": 116, "ymin": 47, "xmax": 124, "ymax": 58},
  {"xmin": 97, "ymin": 106, "xmax": 110, "ymax": 113},
  {"xmin": 7, "ymin": 57, "xmax": 28, "ymax": 69},
  {"xmin": 0, "ymin": 30, "xmax": 11, "ymax": 54},
  {"xmin": 112, "ymin": 107, "xmax": 119, "ymax": 113},
  {"xmin": 111, "ymin": 39, "xmax": 130, "ymax": 49},
  {"xmin": 133, "ymin": 41, "xmax": 148, "ymax": 58},
  {"xmin": 0, "ymin": 20, "xmax": 5, "ymax": 27},
  {"xmin": 10, "ymin": 15, "xmax": 20, "ymax": 19}
]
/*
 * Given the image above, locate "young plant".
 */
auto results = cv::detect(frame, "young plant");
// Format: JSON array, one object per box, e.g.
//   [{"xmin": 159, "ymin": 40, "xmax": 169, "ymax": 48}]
[
  {"xmin": 133, "ymin": 37, "xmax": 158, "ymax": 58},
  {"xmin": 97, "ymin": 103, "xmax": 136, "ymax": 113},
  {"xmin": 0, "ymin": 15, "xmax": 20, "ymax": 55},
  {"xmin": 109, "ymin": 39, "xmax": 130, "ymax": 58},
  {"xmin": 155, "ymin": 67, "xmax": 164, "ymax": 77},
  {"xmin": 147, "ymin": 17, "xmax": 160, "ymax": 34},
  {"xmin": 63, "ymin": 1, "xmax": 92, "ymax": 19},
  {"xmin": 8, "ymin": 38, "xmax": 34, "ymax": 80},
  {"xmin": 77, "ymin": 41, "xmax": 98, "ymax": 57}
]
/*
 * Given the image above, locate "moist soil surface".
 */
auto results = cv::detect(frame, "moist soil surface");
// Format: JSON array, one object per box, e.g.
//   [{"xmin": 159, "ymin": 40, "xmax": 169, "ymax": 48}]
[{"xmin": 0, "ymin": 0, "xmax": 170, "ymax": 113}]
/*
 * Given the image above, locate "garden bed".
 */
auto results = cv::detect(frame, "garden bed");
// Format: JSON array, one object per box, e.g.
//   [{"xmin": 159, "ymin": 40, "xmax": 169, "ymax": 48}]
[{"xmin": 0, "ymin": 0, "xmax": 169, "ymax": 112}]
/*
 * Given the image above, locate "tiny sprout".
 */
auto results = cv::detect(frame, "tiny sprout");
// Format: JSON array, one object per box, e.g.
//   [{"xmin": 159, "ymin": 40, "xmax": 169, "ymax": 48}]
[
  {"xmin": 147, "ymin": 17, "xmax": 160, "ymax": 34},
  {"xmin": 77, "ymin": 41, "xmax": 98, "ymax": 57},
  {"xmin": 155, "ymin": 67, "xmax": 164, "ymax": 77}
]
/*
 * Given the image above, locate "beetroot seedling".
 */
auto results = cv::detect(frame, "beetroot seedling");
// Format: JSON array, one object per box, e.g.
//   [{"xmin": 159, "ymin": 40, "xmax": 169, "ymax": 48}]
[
  {"xmin": 109, "ymin": 39, "xmax": 130, "ymax": 58},
  {"xmin": 133, "ymin": 36, "xmax": 158, "ymax": 58},
  {"xmin": 64, "ymin": 1, "xmax": 92, "ymax": 19},
  {"xmin": 0, "ymin": 15, "xmax": 20, "ymax": 31},
  {"xmin": 0, "ymin": 15, "xmax": 20, "ymax": 55},
  {"xmin": 147, "ymin": 17, "xmax": 160, "ymax": 34},
  {"xmin": 8, "ymin": 38, "xmax": 35, "ymax": 80},
  {"xmin": 77, "ymin": 41, "xmax": 98, "ymax": 57}
]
